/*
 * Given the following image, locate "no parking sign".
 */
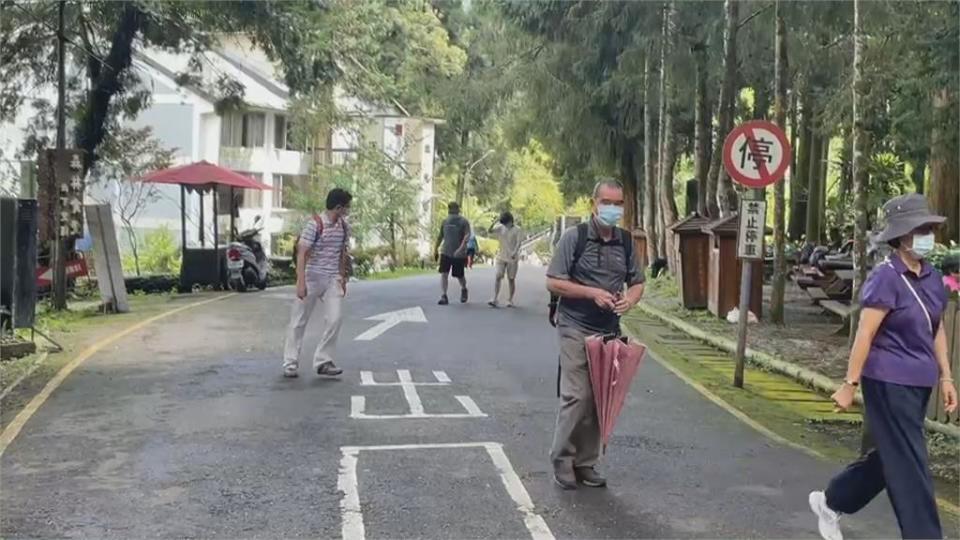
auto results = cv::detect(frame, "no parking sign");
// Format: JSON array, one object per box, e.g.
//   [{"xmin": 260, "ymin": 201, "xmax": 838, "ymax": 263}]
[{"xmin": 722, "ymin": 120, "xmax": 791, "ymax": 189}]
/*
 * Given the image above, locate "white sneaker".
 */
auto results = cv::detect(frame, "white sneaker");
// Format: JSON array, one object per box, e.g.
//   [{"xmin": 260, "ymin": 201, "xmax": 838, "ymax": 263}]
[
  {"xmin": 283, "ymin": 364, "xmax": 299, "ymax": 378},
  {"xmin": 809, "ymin": 491, "xmax": 843, "ymax": 540}
]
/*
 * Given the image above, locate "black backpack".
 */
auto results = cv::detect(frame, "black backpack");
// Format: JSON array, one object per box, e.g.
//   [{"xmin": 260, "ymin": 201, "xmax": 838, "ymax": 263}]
[{"xmin": 547, "ymin": 222, "xmax": 633, "ymax": 327}]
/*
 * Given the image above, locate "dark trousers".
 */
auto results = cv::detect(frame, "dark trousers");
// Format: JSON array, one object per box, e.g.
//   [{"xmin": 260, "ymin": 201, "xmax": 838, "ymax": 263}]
[{"xmin": 825, "ymin": 377, "xmax": 942, "ymax": 539}]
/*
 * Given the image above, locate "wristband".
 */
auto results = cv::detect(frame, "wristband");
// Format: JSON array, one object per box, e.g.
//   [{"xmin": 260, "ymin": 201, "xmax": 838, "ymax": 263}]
[
  {"xmin": 843, "ymin": 379, "xmax": 859, "ymax": 387},
  {"xmin": 940, "ymin": 377, "xmax": 954, "ymax": 383}
]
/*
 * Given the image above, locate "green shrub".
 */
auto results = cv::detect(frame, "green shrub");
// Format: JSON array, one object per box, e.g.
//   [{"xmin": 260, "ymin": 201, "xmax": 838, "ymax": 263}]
[
  {"xmin": 122, "ymin": 225, "xmax": 181, "ymax": 275},
  {"xmin": 477, "ymin": 237, "xmax": 499, "ymax": 263}
]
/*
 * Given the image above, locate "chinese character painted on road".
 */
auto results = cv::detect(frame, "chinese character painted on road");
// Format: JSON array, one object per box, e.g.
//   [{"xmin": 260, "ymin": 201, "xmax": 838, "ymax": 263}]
[
  {"xmin": 69, "ymin": 154, "xmax": 82, "ymax": 171},
  {"xmin": 738, "ymin": 137, "xmax": 773, "ymax": 171},
  {"xmin": 70, "ymin": 174, "xmax": 83, "ymax": 191}
]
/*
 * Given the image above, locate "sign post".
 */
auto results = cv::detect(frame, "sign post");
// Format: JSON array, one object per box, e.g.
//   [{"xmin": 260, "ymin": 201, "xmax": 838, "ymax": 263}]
[{"xmin": 722, "ymin": 120, "xmax": 791, "ymax": 388}]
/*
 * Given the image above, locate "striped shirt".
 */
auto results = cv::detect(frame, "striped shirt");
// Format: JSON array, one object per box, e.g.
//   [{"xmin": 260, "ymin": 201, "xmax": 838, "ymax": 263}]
[{"xmin": 298, "ymin": 213, "xmax": 349, "ymax": 282}]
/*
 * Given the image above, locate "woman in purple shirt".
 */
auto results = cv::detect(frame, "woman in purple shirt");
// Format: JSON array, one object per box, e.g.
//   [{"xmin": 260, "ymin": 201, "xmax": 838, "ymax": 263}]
[{"xmin": 808, "ymin": 194, "xmax": 957, "ymax": 540}]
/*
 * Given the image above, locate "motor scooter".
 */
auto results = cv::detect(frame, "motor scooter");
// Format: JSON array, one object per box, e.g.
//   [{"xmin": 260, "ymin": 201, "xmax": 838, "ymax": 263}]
[{"xmin": 226, "ymin": 216, "xmax": 269, "ymax": 292}]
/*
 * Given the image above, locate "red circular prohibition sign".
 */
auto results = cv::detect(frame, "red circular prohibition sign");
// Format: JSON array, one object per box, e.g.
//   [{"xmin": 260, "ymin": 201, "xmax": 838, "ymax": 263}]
[{"xmin": 722, "ymin": 120, "xmax": 791, "ymax": 189}]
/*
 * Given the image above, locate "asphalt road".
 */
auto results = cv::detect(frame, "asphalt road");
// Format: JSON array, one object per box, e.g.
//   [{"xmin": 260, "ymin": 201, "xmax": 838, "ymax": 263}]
[{"xmin": 1, "ymin": 267, "xmax": 900, "ymax": 539}]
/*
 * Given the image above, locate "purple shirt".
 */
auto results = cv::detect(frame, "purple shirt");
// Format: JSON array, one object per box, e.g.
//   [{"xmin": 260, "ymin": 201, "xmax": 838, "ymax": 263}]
[{"xmin": 861, "ymin": 256, "xmax": 948, "ymax": 388}]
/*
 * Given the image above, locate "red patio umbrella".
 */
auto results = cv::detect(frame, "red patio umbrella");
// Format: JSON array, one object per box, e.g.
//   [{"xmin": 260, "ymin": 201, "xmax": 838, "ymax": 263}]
[
  {"xmin": 140, "ymin": 160, "xmax": 272, "ymax": 190},
  {"xmin": 585, "ymin": 334, "xmax": 647, "ymax": 451}
]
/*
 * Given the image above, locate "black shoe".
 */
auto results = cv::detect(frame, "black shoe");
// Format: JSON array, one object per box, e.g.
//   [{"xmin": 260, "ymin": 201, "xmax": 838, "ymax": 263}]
[
  {"xmin": 438, "ymin": 295, "xmax": 449, "ymax": 305},
  {"xmin": 553, "ymin": 460, "xmax": 577, "ymax": 490},
  {"xmin": 575, "ymin": 467, "xmax": 607, "ymax": 488},
  {"xmin": 316, "ymin": 362, "xmax": 343, "ymax": 377},
  {"xmin": 460, "ymin": 288, "xmax": 469, "ymax": 303}
]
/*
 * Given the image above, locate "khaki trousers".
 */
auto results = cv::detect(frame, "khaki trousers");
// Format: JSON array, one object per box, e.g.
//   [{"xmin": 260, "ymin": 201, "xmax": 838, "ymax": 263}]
[
  {"xmin": 282, "ymin": 277, "xmax": 343, "ymax": 369},
  {"xmin": 550, "ymin": 324, "xmax": 601, "ymax": 468}
]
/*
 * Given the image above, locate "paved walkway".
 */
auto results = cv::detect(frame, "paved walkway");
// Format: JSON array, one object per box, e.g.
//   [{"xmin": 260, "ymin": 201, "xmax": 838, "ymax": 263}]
[{"xmin": 1, "ymin": 269, "xmax": 899, "ymax": 538}]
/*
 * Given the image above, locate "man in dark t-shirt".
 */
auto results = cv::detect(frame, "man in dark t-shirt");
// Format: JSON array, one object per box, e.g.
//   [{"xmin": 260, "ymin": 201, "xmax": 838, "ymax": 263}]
[
  {"xmin": 545, "ymin": 179, "xmax": 645, "ymax": 490},
  {"xmin": 434, "ymin": 202, "xmax": 471, "ymax": 305}
]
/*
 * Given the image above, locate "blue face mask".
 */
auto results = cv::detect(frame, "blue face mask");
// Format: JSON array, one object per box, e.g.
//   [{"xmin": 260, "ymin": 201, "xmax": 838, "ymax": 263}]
[
  {"xmin": 596, "ymin": 205, "xmax": 624, "ymax": 227},
  {"xmin": 911, "ymin": 233, "xmax": 935, "ymax": 258}
]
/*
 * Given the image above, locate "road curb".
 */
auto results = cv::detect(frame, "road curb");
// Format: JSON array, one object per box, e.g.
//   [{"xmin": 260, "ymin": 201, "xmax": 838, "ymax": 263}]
[
  {"xmin": 0, "ymin": 293, "xmax": 235, "ymax": 456},
  {"xmin": 634, "ymin": 302, "xmax": 960, "ymax": 440}
]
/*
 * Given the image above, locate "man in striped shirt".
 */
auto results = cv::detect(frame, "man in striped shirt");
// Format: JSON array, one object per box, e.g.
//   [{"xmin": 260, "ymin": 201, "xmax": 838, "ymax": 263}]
[{"xmin": 282, "ymin": 188, "xmax": 352, "ymax": 378}]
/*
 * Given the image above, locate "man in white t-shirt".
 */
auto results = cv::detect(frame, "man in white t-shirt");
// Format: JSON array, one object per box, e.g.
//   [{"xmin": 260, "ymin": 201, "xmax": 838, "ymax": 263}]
[
  {"xmin": 488, "ymin": 212, "xmax": 523, "ymax": 308},
  {"xmin": 282, "ymin": 188, "xmax": 352, "ymax": 378}
]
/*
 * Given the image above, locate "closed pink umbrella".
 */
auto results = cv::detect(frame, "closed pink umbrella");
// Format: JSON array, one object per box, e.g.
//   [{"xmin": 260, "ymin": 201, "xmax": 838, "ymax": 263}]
[{"xmin": 585, "ymin": 334, "xmax": 646, "ymax": 451}]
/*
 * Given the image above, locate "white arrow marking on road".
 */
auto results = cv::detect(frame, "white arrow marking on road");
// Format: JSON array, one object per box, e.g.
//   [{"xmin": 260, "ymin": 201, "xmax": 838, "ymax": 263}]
[{"xmin": 354, "ymin": 307, "xmax": 427, "ymax": 341}]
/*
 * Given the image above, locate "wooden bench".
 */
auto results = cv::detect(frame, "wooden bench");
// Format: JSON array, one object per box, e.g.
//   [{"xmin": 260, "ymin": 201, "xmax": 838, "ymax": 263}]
[
  {"xmin": 820, "ymin": 300, "xmax": 854, "ymax": 320},
  {"xmin": 806, "ymin": 287, "xmax": 830, "ymax": 302}
]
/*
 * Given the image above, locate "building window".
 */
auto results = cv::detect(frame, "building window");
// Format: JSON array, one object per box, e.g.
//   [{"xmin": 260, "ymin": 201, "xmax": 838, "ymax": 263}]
[
  {"xmin": 277, "ymin": 174, "xmax": 309, "ymax": 209},
  {"xmin": 275, "ymin": 115, "xmax": 293, "ymax": 150},
  {"xmin": 238, "ymin": 172, "xmax": 263, "ymax": 209},
  {"xmin": 221, "ymin": 112, "xmax": 266, "ymax": 148}
]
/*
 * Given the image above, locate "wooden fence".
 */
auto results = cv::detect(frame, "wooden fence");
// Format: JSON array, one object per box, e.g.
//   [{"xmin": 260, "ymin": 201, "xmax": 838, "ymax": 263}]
[{"xmin": 928, "ymin": 298, "xmax": 960, "ymax": 426}]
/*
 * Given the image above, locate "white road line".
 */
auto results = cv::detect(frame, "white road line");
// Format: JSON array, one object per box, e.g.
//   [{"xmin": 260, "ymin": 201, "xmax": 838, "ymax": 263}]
[
  {"xmin": 337, "ymin": 443, "xmax": 555, "ymax": 540},
  {"xmin": 349, "ymin": 393, "xmax": 487, "ymax": 419},
  {"xmin": 397, "ymin": 369, "xmax": 425, "ymax": 415},
  {"xmin": 455, "ymin": 395, "xmax": 485, "ymax": 416},
  {"xmin": 432, "ymin": 370, "xmax": 451, "ymax": 383},
  {"xmin": 338, "ymin": 448, "xmax": 365, "ymax": 540},
  {"xmin": 484, "ymin": 443, "xmax": 556, "ymax": 540},
  {"xmin": 359, "ymin": 371, "xmax": 448, "ymax": 387}
]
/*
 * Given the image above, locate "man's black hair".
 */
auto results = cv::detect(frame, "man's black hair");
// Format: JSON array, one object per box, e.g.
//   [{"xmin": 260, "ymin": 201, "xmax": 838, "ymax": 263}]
[
  {"xmin": 500, "ymin": 211, "xmax": 514, "ymax": 225},
  {"xmin": 327, "ymin": 188, "xmax": 353, "ymax": 210},
  {"xmin": 448, "ymin": 201, "xmax": 461, "ymax": 214}
]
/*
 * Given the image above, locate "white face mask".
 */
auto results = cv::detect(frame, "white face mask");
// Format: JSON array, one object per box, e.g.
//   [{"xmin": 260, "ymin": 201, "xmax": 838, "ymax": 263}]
[{"xmin": 910, "ymin": 232, "xmax": 935, "ymax": 258}]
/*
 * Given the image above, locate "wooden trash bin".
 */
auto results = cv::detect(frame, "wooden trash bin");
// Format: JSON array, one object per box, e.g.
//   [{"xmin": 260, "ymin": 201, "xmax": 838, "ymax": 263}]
[
  {"xmin": 631, "ymin": 228, "xmax": 649, "ymax": 273},
  {"xmin": 703, "ymin": 215, "xmax": 763, "ymax": 319},
  {"xmin": 670, "ymin": 213, "xmax": 711, "ymax": 309}
]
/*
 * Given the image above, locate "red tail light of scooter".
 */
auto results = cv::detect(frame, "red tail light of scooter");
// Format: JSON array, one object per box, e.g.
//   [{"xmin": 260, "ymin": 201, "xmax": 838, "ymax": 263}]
[{"xmin": 227, "ymin": 248, "xmax": 242, "ymax": 261}]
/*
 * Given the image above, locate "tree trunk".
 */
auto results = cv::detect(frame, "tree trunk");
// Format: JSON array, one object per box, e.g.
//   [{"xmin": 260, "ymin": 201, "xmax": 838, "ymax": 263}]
[
  {"xmin": 693, "ymin": 42, "xmax": 711, "ymax": 217},
  {"xmin": 789, "ymin": 94, "xmax": 811, "ymax": 240},
  {"xmin": 850, "ymin": 0, "xmax": 870, "ymax": 343},
  {"xmin": 75, "ymin": 2, "xmax": 145, "ymax": 173},
  {"xmin": 930, "ymin": 88, "xmax": 959, "ymax": 244},
  {"xmin": 818, "ymin": 135, "xmax": 830, "ymax": 236},
  {"xmin": 620, "ymin": 141, "xmax": 639, "ymax": 230},
  {"xmin": 770, "ymin": 1, "xmax": 788, "ymax": 326},
  {"xmin": 805, "ymin": 133, "xmax": 823, "ymax": 244},
  {"xmin": 655, "ymin": 3, "xmax": 668, "ymax": 217},
  {"xmin": 713, "ymin": 0, "xmax": 740, "ymax": 216},
  {"xmin": 454, "ymin": 130, "xmax": 470, "ymax": 205},
  {"xmin": 753, "ymin": 83, "xmax": 770, "ymax": 120},
  {"xmin": 643, "ymin": 46, "xmax": 661, "ymax": 262},
  {"xmin": 659, "ymin": 2, "xmax": 680, "ymax": 272},
  {"xmin": 910, "ymin": 153, "xmax": 927, "ymax": 195}
]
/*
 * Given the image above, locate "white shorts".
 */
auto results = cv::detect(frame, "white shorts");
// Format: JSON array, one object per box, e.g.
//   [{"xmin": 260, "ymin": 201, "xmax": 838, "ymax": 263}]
[{"xmin": 496, "ymin": 259, "xmax": 519, "ymax": 280}]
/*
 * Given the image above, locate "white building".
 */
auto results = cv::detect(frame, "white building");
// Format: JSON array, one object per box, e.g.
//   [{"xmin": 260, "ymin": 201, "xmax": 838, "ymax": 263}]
[{"xmin": 1, "ymin": 36, "xmax": 439, "ymax": 257}]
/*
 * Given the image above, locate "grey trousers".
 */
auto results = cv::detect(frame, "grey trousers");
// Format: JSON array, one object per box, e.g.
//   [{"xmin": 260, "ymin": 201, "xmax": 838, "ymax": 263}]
[{"xmin": 550, "ymin": 324, "xmax": 601, "ymax": 468}]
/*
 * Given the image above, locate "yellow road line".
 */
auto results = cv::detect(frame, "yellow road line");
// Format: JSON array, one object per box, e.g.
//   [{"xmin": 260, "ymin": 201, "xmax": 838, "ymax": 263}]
[
  {"xmin": 0, "ymin": 293, "xmax": 235, "ymax": 456},
  {"xmin": 623, "ymin": 327, "xmax": 960, "ymax": 518}
]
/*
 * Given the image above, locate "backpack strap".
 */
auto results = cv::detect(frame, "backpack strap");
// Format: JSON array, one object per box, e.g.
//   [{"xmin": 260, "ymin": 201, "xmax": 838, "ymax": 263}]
[
  {"xmin": 619, "ymin": 227, "xmax": 635, "ymax": 282},
  {"xmin": 570, "ymin": 222, "xmax": 590, "ymax": 273}
]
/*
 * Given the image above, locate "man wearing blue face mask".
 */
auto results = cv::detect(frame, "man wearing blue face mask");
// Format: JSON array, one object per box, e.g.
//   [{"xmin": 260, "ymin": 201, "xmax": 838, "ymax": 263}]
[{"xmin": 545, "ymin": 179, "xmax": 645, "ymax": 490}]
